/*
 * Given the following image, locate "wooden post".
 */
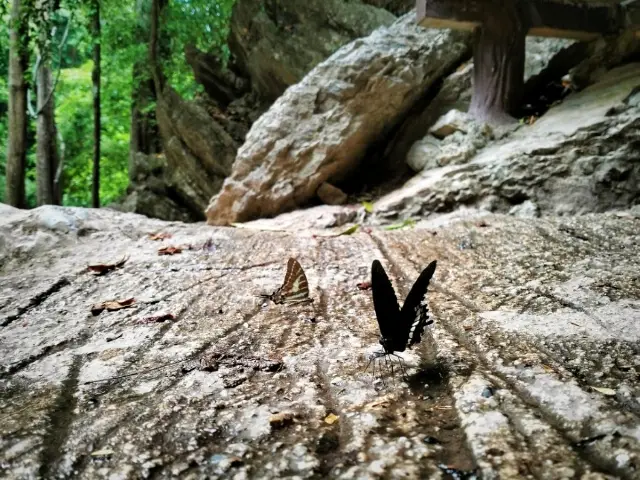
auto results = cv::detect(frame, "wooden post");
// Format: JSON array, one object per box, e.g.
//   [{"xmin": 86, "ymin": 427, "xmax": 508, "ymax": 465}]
[{"xmin": 416, "ymin": 0, "xmax": 635, "ymax": 123}]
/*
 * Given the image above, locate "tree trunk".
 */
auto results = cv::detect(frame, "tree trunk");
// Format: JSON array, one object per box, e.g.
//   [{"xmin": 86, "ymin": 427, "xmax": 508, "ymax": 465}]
[
  {"xmin": 149, "ymin": 0, "xmax": 168, "ymax": 96},
  {"xmin": 468, "ymin": 2, "xmax": 527, "ymax": 124},
  {"xmin": 5, "ymin": 0, "xmax": 30, "ymax": 208},
  {"xmin": 91, "ymin": 0, "xmax": 101, "ymax": 208},
  {"xmin": 36, "ymin": 63, "xmax": 60, "ymax": 205},
  {"xmin": 129, "ymin": 0, "xmax": 162, "ymax": 182}
]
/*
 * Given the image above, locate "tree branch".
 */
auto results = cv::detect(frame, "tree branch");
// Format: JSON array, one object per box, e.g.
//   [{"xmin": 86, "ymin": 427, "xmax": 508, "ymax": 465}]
[{"xmin": 36, "ymin": 11, "xmax": 73, "ymax": 116}]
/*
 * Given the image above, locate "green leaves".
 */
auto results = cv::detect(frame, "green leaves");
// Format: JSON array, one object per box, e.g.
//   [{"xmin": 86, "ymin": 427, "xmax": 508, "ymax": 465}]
[
  {"xmin": 338, "ymin": 225, "xmax": 359, "ymax": 236},
  {"xmin": 384, "ymin": 219, "xmax": 416, "ymax": 231}
]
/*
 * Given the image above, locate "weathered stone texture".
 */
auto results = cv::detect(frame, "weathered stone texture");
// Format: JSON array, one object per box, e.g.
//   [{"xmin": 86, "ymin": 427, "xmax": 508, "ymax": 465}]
[
  {"xmin": 375, "ymin": 63, "xmax": 640, "ymax": 220},
  {"xmin": 1, "ymin": 206, "xmax": 640, "ymax": 478},
  {"xmin": 206, "ymin": 15, "xmax": 472, "ymax": 225}
]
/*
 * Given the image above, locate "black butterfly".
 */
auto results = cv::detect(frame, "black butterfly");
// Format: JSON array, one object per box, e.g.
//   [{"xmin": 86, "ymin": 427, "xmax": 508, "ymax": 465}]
[
  {"xmin": 369, "ymin": 259, "xmax": 437, "ymax": 369},
  {"xmin": 260, "ymin": 258, "xmax": 313, "ymax": 305}
]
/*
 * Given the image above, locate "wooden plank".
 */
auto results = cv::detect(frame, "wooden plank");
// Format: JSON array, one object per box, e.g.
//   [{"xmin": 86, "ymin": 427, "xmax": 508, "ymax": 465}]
[{"xmin": 416, "ymin": 0, "xmax": 632, "ymax": 39}]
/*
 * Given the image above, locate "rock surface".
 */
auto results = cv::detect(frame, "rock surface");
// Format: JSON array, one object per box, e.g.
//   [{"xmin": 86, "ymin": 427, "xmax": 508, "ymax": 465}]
[
  {"xmin": 374, "ymin": 63, "xmax": 640, "ymax": 220},
  {"xmin": 206, "ymin": 15, "xmax": 471, "ymax": 225},
  {"xmin": 1, "ymin": 205, "xmax": 640, "ymax": 478}
]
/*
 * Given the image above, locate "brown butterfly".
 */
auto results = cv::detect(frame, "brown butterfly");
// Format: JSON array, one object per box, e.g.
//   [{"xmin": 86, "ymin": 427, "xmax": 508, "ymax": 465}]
[{"xmin": 260, "ymin": 258, "xmax": 313, "ymax": 305}]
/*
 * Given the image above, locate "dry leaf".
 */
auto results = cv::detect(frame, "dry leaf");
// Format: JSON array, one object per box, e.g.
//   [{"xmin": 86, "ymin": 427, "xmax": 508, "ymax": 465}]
[
  {"xmin": 365, "ymin": 399, "xmax": 390, "ymax": 410},
  {"xmin": 91, "ymin": 449, "xmax": 114, "ymax": 457},
  {"xmin": 357, "ymin": 281, "xmax": 372, "ymax": 291},
  {"xmin": 592, "ymin": 387, "xmax": 616, "ymax": 396},
  {"xmin": 463, "ymin": 324, "xmax": 473, "ymax": 331},
  {"xmin": 139, "ymin": 313, "xmax": 176, "ymax": 323},
  {"xmin": 541, "ymin": 364, "xmax": 554, "ymax": 373},
  {"xmin": 269, "ymin": 412, "xmax": 294, "ymax": 429},
  {"xmin": 148, "ymin": 232, "xmax": 172, "ymax": 241},
  {"xmin": 91, "ymin": 298, "xmax": 135, "ymax": 316},
  {"xmin": 87, "ymin": 256, "xmax": 128, "ymax": 276},
  {"xmin": 158, "ymin": 245, "xmax": 182, "ymax": 255},
  {"xmin": 324, "ymin": 413, "xmax": 339, "ymax": 425}
]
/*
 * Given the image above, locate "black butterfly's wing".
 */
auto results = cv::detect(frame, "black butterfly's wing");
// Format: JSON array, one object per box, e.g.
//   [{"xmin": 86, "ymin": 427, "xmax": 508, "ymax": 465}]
[
  {"xmin": 280, "ymin": 258, "xmax": 312, "ymax": 303},
  {"xmin": 371, "ymin": 260, "xmax": 402, "ymax": 349},
  {"xmin": 400, "ymin": 260, "xmax": 437, "ymax": 348}
]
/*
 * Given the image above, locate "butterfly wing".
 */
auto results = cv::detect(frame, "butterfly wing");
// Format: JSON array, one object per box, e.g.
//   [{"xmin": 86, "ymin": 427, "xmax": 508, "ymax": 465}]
[
  {"xmin": 280, "ymin": 258, "xmax": 312, "ymax": 303},
  {"xmin": 371, "ymin": 260, "xmax": 403, "ymax": 350},
  {"xmin": 400, "ymin": 260, "xmax": 437, "ymax": 348}
]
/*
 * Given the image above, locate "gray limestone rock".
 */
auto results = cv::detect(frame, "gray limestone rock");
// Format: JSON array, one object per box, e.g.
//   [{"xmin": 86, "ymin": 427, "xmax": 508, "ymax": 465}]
[{"xmin": 1, "ymin": 206, "xmax": 640, "ymax": 478}]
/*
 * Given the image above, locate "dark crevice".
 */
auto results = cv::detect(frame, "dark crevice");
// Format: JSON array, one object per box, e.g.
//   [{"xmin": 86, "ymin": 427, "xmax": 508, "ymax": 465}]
[
  {"xmin": 39, "ymin": 354, "xmax": 83, "ymax": 478},
  {"xmin": 1, "ymin": 276, "xmax": 71, "ymax": 327},
  {"xmin": 338, "ymin": 46, "xmax": 473, "ymax": 200}
]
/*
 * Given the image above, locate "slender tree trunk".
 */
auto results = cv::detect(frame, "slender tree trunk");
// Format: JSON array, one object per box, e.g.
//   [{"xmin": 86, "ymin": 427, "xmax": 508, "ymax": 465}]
[
  {"xmin": 5, "ymin": 0, "xmax": 30, "ymax": 208},
  {"xmin": 128, "ymin": 0, "xmax": 162, "ymax": 183},
  {"xmin": 91, "ymin": 0, "xmax": 101, "ymax": 208},
  {"xmin": 36, "ymin": 63, "xmax": 60, "ymax": 205},
  {"xmin": 468, "ymin": 2, "xmax": 527, "ymax": 124},
  {"xmin": 149, "ymin": 0, "xmax": 167, "ymax": 95}
]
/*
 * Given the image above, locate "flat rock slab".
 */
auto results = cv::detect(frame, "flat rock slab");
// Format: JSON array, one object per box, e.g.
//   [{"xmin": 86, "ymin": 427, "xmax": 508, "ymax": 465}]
[{"xmin": 1, "ymin": 206, "xmax": 639, "ymax": 479}]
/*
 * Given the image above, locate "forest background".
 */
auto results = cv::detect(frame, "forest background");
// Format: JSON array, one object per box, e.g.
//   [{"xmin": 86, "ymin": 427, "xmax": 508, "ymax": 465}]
[{"xmin": 0, "ymin": 0, "xmax": 235, "ymax": 207}]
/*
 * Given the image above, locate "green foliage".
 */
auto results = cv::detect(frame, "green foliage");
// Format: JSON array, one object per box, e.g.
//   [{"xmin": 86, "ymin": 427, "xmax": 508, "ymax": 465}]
[
  {"xmin": 55, "ymin": 60, "xmax": 131, "ymax": 207},
  {"xmin": 1, "ymin": 0, "xmax": 238, "ymax": 208},
  {"xmin": 164, "ymin": 0, "xmax": 236, "ymax": 98}
]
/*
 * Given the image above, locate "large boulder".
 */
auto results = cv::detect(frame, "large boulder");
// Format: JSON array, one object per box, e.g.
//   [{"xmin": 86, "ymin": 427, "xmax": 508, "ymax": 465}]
[{"xmin": 206, "ymin": 15, "xmax": 472, "ymax": 225}]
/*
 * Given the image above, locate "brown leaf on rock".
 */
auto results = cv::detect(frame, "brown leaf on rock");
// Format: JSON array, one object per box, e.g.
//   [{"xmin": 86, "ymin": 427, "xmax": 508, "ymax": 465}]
[
  {"xmin": 139, "ymin": 313, "xmax": 176, "ymax": 324},
  {"xmin": 158, "ymin": 246, "xmax": 182, "ymax": 255},
  {"xmin": 357, "ymin": 281, "xmax": 372, "ymax": 291},
  {"xmin": 91, "ymin": 298, "xmax": 136, "ymax": 316},
  {"xmin": 269, "ymin": 412, "xmax": 294, "ymax": 429},
  {"xmin": 148, "ymin": 232, "xmax": 172, "ymax": 241},
  {"xmin": 87, "ymin": 256, "xmax": 128, "ymax": 276}
]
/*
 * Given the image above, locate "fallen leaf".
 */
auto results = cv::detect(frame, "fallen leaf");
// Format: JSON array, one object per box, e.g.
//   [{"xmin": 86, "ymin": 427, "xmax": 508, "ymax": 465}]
[
  {"xmin": 365, "ymin": 398, "xmax": 390, "ymax": 410},
  {"xmin": 592, "ymin": 387, "xmax": 616, "ymax": 396},
  {"xmin": 91, "ymin": 448, "xmax": 114, "ymax": 457},
  {"xmin": 357, "ymin": 281, "xmax": 372, "ymax": 291},
  {"xmin": 269, "ymin": 412, "xmax": 294, "ymax": 429},
  {"xmin": 91, "ymin": 298, "xmax": 136, "ymax": 316},
  {"xmin": 139, "ymin": 313, "xmax": 176, "ymax": 323},
  {"xmin": 463, "ymin": 324, "xmax": 473, "ymax": 331},
  {"xmin": 87, "ymin": 256, "xmax": 128, "ymax": 276},
  {"xmin": 148, "ymin": 232, "xmax": 172, "ymax": 241},
  {"xmin": 338, "ymin": 225, "xmax": 359, "ymax": 236},
  {"xmin": 158, "ymin": 246, "xmax": 182, "ymax": 255},
  {"xmin": 541, "ymin": 364, "xmax": 554, "ymax": 373},
  {"xmin": 384, "ymin": 219, "xmax": 416, "ymax": 231},
  {"xmin": 324, "ymin": 413, "xmax": 339, "ymax": 425},
  {"xmin": 361, "ymin": 201, "xmax": 374, "ymax": 213}
]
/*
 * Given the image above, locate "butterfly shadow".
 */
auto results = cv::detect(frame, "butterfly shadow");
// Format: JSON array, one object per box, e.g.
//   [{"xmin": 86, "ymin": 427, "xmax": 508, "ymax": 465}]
[{"xmin": 404, "ymin": 361, "xmax": 449, "ymax": 395}]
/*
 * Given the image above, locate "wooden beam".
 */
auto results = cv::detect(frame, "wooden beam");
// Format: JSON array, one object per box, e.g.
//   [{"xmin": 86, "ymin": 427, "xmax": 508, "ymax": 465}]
[{"xmin": 416, "ymin": 0, "xmax": 632, "ymax": 40}]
